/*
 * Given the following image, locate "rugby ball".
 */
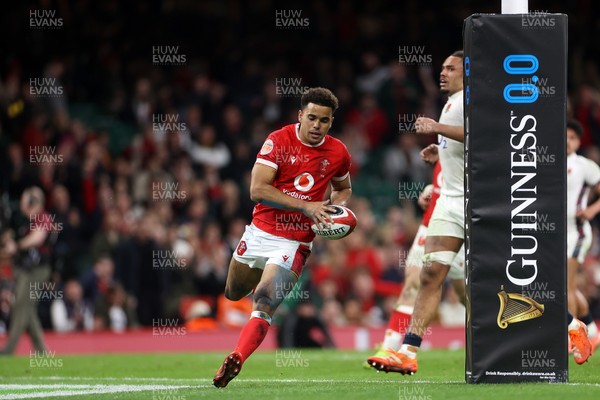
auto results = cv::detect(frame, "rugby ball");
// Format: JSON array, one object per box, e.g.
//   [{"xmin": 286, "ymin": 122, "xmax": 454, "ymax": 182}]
[{"xmin": 311, "ymin": 205, "xmax": 357, "ymax": 240}]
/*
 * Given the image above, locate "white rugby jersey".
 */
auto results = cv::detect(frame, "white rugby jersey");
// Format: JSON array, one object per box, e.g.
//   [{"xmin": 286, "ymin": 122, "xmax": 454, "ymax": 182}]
[
  {"xmin": 437, "ymin": 90, "xmax": 464, "ymax": 197},
  {"xmin": 567, "ymin": 152, "xmax": 600, "ymax": 229}
]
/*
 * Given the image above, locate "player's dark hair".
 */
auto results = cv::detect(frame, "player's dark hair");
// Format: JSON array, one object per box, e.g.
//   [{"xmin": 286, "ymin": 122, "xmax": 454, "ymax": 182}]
[
  {"xmin": 567, "ymin": 118, "xmax": 583, "ymax": 138},
  {"xmin": 301, "ymin": 87, "xmax": 339, "ymax": 113},
  {"xmin": 451, "ymin": 50, "xmax": 464, "ymax": 59}
]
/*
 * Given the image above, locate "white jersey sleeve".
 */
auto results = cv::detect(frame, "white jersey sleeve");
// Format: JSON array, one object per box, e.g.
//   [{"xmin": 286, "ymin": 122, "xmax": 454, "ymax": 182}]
[
  {"xmin": 437, "ymin": 90, "xmax": 464, "ymax": 197},
  {"xmin": 584, "ymin": 157, "xmax": 600, "ymax": 187}
]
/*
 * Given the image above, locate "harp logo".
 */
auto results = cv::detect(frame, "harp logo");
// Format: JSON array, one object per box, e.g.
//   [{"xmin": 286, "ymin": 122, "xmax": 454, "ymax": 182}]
[{"xmin": 497, "ymin": 289, "xmax": 544, "ymax": 329}]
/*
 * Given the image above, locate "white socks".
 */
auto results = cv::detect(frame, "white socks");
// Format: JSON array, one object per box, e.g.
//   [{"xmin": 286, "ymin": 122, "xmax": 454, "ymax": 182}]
[
  {"xmin": 568, "ymin": 318, "xmax": 581, "ymax": 331},
  {"xmin": 398, "ymin": 344, "xmax": 417, "ymax": 358},
  {"xmin": 250, "ymin": 310, "xmax": 272, "ymax": 325},
  {"xmin": 587, "ymin": 320, "xmax": 598, "ymax": 339},
  {"xmin": 381, "ymin": 330, "xmax": 402, "ymax": 350}
]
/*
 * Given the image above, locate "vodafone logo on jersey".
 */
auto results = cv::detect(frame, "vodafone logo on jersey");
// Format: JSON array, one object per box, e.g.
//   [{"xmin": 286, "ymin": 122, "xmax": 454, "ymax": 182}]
[{"xmin": 294, "ymin": 172, "xmax": 315, "ymax": 192}]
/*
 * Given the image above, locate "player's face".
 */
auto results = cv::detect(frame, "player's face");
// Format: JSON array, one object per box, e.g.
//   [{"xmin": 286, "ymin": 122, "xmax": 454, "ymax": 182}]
[
  {"xmin": 440, "ymin": 56, "xmax": 463, "ymax": 96},
  {"xmin": 566, "ymin": 127, "xmax": 580, "ymax": 155},
  {"xmin": 298, "ymin": 103, "xmax": 334, "ymax": 145}
]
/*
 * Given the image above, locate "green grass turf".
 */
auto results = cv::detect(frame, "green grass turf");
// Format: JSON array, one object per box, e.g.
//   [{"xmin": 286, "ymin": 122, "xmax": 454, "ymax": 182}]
[{"xmin": 0, "ymin": 349, "xmax": 598, "ymax": 399}]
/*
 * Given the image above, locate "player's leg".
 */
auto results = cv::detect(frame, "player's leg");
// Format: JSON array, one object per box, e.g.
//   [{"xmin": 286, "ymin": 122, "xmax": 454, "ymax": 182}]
[
  {"xmin": 576, "ymin": 290, "xmax": 599, "ymax": 349},
  {"xmin": 574, "ymin": 282, "xmax": 600, "ymax": 351},
  {"xmin": 224, "ymin": 225, "xmax": 267, "ymax": 301},
  {"xmin": 448, "ymin": 244, "xmax": 466, "ymax": 305},
  {"xmin": 365, "ymin": 262, "xmax": 420, "ymax": 365},
  {"xmin": 566, "ymin": 257, "xmax": 580, "ymax": 317},
  {"xmin": 408, "ymin": 235, "xmax": 462, "ymax": 338},
  {"xmin": 223, "ymin": 257, "xmax": 263, "ymax": 301},
  {"xmin": 450, "ymin": 278, "xmax": 466, "ymax": 305},
  {"xmin": 568, "ymin": 223, "xmax": 599, "ymax": 349},
  {"xmin": 368, "ymin": 226, "xmax": 427, "ymax": 361},
  {"xmin": 213, "ymin": 234, "xmax": 310, "ymax": 388},
  {"xmin": 240, "ymin": 261, "xmax": 300, "ymax": 356},
  {"xmin": 393, "ymin": 263, "xmax": 420, "ymax": 337},
  {"xmin": 213, "ymin": 264, "xmax": 299, "ymax": 388},
  {"xmin": 568, "ymin": 311, "xmax": 592, "ymax": 364},
  {"xmin": 368, "ymin": 195, "xmax": 463, "ymax": 374},
  {"xmin": 395, "ymin": 227, "xmax": 429, "ymax": 333},
  {"xmin": 368, "ymin": 235, "xmax": 462, "ymax": 374},
  {"xmin": 367, "ymin": 238, "xmax": 460, "ymax": 374}
]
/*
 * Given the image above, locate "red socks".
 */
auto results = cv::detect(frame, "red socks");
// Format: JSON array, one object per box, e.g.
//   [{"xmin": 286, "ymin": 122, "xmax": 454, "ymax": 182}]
[
  {"xmin": 388, "ymin": 310, "xmax": 412, "ymax": 334},
  {"xmin": 233, "ymin": 311, "xmax": 271, "ymax": 362}
]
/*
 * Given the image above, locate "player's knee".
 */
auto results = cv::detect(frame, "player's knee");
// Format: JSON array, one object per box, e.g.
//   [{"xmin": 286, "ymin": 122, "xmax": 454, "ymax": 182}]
[
  {"xmin": 419, "ymin": 266, "xmax": 440, "ymax": 287},
  {"xmin": 253, "ymin": 289, "xmax": 275, "ymax": 313},
  {"xmin": 423, "ymin": 251, "xmax": 455, "ymax": 269},
  {"xmin": 224, "ymin": 289, "xmax": 241, "ymax": 302},
  {"xmin": 224, "ymin": 285, "xmax": 247, "ymax": 301},
  {"xmin": 421, "ymin": 251, "xmax": 455, "ymax": 286}
]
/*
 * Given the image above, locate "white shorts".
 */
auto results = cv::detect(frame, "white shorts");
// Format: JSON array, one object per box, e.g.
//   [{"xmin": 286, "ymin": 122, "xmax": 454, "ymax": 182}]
[
  {"xmin": 232, "ymin": 224, "xmax": 312, "ymax": 277},
  {"xmin": 567, "ymin": 222, "xmax": 592, "ymax": 264},
  {"xmin": 427, "ymin": 194, "xmax": 464, "ymax": 239},
  {"xmin": 405, "ymin": 224, "xmax": 465, "ymax": 280}
]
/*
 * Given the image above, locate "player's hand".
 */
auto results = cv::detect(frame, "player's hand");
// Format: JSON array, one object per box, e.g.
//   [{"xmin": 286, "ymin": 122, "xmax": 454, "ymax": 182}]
[
  {"xmin": 302, "ymin": 200, "xmax": 336, "ymax": 229},
  {"xmin": 415, "ymin": 117, "xmax": 438, "ymax": 135},
  {"xmin": 420, "ymin": 144, "xmax": 439, "ymax": 164},
  {"xmin": 418, "ymin": 184, "xmax": 434, "ymax": 210},
  {"xmin": 576, "ymin": 207, "xmax": 597, "ymax": 221}
]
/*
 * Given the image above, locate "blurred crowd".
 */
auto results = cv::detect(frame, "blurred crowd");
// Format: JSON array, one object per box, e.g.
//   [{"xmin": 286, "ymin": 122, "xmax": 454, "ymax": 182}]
[{"xmin": 1, "ymin": 0, "xmax": 600, "ymax": 338}]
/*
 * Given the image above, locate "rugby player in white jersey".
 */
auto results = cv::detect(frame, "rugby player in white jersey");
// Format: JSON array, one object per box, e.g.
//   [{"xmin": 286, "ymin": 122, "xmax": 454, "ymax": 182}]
[
  {"xmin": 368, "ymin": 51, "xmax": 592, "ymax": 374},
  {"xmin": 365, "ymin": 160, "xmax": 466, "ymax": 367},
  {"xmin": 566, "ymin": 118, "xmax": 600, "ymax": 352},
  {"xmin": 367, "ymin": 50, "xmax": 466, "ymax": 374}
]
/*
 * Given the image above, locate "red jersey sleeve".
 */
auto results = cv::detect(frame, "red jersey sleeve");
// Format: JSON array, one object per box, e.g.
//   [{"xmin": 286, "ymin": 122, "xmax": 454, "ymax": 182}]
[
  {"xmin": 332, "ymin": 142, "xmax": 351, "ymax": 182},
  {"xmin": 422, "ymin": 161, "xmax": 442, "ymax": 227},
  {"xmin": 255, "ymin": 134, "xmax": 280, "ymax": 171}
]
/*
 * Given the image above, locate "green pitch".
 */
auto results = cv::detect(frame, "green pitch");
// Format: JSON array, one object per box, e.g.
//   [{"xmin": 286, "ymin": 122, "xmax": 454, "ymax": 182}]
[{"xmin": 0, "ymin": 349, "xmax": 599, "ymax": 399}]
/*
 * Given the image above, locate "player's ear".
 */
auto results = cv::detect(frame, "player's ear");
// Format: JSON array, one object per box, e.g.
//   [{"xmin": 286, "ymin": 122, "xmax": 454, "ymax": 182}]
[{"xmin": 298, "ymin": 109, "xmax": 303, "ymax": 122}]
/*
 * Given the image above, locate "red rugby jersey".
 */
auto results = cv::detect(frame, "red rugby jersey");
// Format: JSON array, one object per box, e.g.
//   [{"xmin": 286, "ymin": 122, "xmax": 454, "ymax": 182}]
[{"xmin": 252, "ymin": 123, "xmax": 351, "ymax": 242}]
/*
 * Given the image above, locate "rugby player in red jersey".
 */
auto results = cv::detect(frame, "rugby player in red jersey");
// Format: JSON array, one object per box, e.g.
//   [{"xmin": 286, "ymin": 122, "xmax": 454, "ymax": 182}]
[{"xmin": 213, "ymin": 87, "xmax": 352, "ymax": 388}]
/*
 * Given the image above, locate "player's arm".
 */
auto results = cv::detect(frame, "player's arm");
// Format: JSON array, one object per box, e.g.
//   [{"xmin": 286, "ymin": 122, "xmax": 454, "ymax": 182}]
[
  {"xmin": 330, "ymin": 175, "xmax": 352, "ymax": 207},
  {"xmin": 418, "ymin": 184, "xmax": 434, "ymax": 210},
  {"xmin": 420, "ymin": 143, "xmax": 439, "ymax": 164},
  {"xmin": 415, "ymin": 117, "xmax": 464, "ymax": 143},
  {"xmin": 249, "ymin": 163, "xmax": 335, "ymax": 226},
  {"xmin": 577, "ymin": 182, "xmax": 600, "ymax": 221}
]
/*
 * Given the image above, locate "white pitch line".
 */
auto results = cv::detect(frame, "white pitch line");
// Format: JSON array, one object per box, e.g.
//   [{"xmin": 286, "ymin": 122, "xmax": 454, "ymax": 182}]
[
  {"xmin": 0, "ymin": 384, "xmax": 199, "ymax": 400},
  {"xmin": 2, "ymin": 377, "xmax": 599, "ymax": 387},
  {"xmin": 2, "ymin": 376, "xmax": 451, "ymax": 384},
  {"xmin": 0, "ymin": 384, "xmax": 194, "ymax": 389}
]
